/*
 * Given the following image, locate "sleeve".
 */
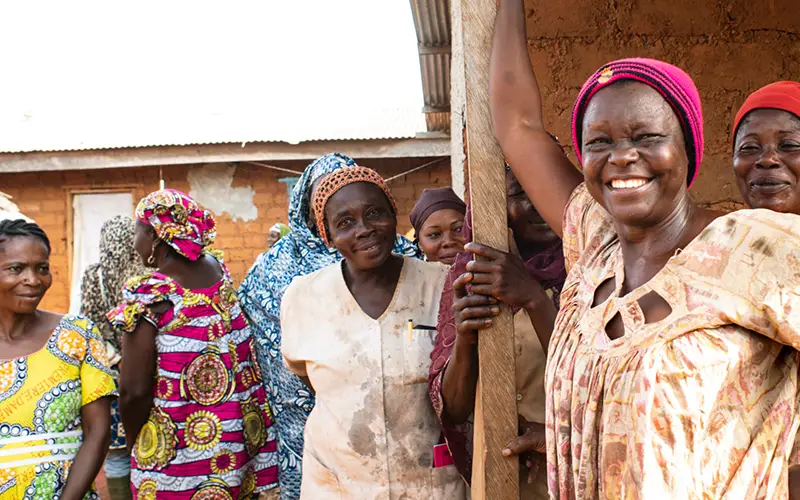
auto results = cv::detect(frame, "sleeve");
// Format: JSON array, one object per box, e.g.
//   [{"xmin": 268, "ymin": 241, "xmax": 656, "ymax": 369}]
[
  {"xmin": 279, "ymin": 280, "xmax": 308, "ymax": 377},
  {"xmin": 561, "ymin": 183, "xmax": 612, "ymax": 273},
  {"xmin": 106, "ymin": 273, "xmax": 175, "ymax": 334},
  {"xmin": 686, "ymin": 210, "xmax": 800, "ymax": 351},
  {"xmin": 77, "ymin": 317, "xmax": 118, "ymax": 406}
]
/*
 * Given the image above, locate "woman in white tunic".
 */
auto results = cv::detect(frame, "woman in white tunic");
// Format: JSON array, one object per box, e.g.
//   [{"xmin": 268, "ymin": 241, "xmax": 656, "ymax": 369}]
[{"xmin": 281, "ymin": 165, "xmax": 467, "ymax": 499}]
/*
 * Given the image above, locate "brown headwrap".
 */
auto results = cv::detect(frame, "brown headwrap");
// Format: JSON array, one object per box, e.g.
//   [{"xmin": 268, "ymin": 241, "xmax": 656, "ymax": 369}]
[
  {"xmin": 313, "ymin": 165, "xmax": 397, "ymax": 247},
  {"xmin": 409, "ymin": 187, "xmax": 467, "ymax": 237}
]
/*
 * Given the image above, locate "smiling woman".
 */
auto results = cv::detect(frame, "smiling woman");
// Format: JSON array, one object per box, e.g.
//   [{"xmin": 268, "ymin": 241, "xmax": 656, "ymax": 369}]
[
  {"xmin": 732, "ymin": 81, "xmax": 800, "ymax": 214},
  {"xmin": 490, "ymin": 0, "xmax": 800, "ymax": 497},
  {"xmin": 280, "ymin": 166, "xmax": 466, "ymax": 499},
  {"xmin": 0, "ymin": 219, "xmax": 116, "ymax": 500},
  {"xmin": 410, "ymin": 187, "xmax": 467, "ymax": 265}
]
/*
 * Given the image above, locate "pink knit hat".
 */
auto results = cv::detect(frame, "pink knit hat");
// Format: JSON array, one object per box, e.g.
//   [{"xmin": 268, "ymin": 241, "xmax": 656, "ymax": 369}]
[{"xmin": 571, "ymin": 58, "xmax": 704, "ymax": 187}]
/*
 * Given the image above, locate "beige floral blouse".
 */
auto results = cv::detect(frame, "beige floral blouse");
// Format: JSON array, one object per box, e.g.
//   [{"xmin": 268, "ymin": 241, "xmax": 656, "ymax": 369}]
[{"xmin": 547, "ymin": 183, "xmax": 800, "ymax": 499}]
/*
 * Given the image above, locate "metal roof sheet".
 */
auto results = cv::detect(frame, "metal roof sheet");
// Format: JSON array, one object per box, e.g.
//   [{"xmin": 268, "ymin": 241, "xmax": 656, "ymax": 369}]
[{"xmin": 410, "ymin": 0, "xmax": 452, "ymax": 132}]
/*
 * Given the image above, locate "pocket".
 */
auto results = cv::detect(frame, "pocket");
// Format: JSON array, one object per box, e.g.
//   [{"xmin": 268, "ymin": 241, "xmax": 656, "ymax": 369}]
[
  {"xmin": 402, "ymin": 328, "xmax": 436, "ymax": 385},
  {"xmin": 430, "ymin": 464, "xmax": 467, "ymax": 499}
]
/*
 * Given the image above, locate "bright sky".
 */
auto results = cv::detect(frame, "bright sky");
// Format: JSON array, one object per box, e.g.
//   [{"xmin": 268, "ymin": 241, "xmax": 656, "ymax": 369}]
[{"xmin": 0, "ymin": 1, "xmax": 425, "ymax": 150}]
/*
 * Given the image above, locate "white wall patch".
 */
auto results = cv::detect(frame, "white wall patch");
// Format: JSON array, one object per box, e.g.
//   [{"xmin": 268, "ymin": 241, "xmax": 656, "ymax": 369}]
[{"xmin": 188, "ymin": 163, "xmax": 258, "ymax": 222}]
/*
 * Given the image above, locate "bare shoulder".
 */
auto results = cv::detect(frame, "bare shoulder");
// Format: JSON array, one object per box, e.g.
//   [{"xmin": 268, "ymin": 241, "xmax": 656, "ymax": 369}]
[{"xmin": 38, "ymin": 310, "xmax": 65, "ymax": 331}]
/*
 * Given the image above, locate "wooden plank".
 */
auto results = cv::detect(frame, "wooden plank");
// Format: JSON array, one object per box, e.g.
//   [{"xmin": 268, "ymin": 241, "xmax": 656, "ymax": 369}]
[{"xmin": 462, "ymin": 0, "xmax": 520, "ymax": 498}]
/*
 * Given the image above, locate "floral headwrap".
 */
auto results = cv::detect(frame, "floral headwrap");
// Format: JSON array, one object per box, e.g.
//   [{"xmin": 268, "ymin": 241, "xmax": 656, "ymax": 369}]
[
  {"xmin": 312, "ymin": 166, "xmax": 397, "ymax": 247},
  {"xmin": 135, "ymin": 189, "xmax": 216, "ymax": 261}
]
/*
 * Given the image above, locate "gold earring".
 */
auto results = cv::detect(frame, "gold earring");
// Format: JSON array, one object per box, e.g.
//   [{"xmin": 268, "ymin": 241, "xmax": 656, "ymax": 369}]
[{"xmin": 147, "ymin": 242, "xmax": 158, "ymax": 266}]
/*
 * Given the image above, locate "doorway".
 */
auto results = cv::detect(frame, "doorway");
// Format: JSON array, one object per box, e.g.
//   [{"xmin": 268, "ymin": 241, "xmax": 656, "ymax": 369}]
[{"xmin": 69, "ymin": 191, "xmax": 134, "ymax": 314}]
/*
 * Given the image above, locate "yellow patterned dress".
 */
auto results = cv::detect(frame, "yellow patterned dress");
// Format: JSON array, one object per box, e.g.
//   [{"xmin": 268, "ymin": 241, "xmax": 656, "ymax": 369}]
[
  {"xmin": 546, "ymin": 183, "xmax": 800, "ymax": 499},
  {"xmin": 0, "ymin": 315, "xmax": 116, "ymax": 499}
]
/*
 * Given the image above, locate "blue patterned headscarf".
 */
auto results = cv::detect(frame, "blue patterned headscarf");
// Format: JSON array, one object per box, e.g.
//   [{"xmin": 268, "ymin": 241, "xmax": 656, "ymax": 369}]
[{"xmin": 238, "ymin": 153, "xmax": 420, "ymax": 499}]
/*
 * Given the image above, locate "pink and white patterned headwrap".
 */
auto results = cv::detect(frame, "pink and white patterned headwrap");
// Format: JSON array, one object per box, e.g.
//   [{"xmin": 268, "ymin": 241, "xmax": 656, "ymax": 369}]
[{"xmin": 135, "ymin": 189, "xmax": 216, "ymax": 261}]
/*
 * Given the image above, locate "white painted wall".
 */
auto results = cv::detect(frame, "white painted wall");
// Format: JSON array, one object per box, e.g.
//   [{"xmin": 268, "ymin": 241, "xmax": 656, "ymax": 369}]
[{"xmin": 188, "ymin": 164, "xmax": 258, "ymax": 223}]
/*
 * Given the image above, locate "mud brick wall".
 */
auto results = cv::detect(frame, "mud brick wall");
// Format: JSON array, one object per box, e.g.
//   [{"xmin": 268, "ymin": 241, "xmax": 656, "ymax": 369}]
[
  {"xmin": 0, "ymin": 156, "xmax": 449, "ymax": 313},
  {"xmin": 524, "ymin": 0, "xmax": 800, "ymax": 211}
]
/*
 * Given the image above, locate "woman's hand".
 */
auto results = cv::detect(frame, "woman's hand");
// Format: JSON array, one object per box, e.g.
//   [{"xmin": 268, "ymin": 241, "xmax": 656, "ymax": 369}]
[
  {"xmin": 464, "ymin": 242, "xmax": 545, "ymax": 309},
  {"xmin": 503, "ymin": 417, "xmax": 546, "ymax": 485},
  {"xmin": 453, "ymin": 272, "xmax": 500, "ymax": 345}
]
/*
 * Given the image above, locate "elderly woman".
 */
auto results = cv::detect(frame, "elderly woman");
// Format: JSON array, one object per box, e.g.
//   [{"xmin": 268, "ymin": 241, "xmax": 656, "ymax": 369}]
[
  {"xmin": 266, "ymin": 223, "xmax": 290, "ymax": 250},
  {"xmin": 280, "ymin": 166, "xmax": 466, "ymax": 499},
  {"xmin": 80, "ymin": 215, "xmax": 145, "ymax": 500},
  {"xmin": 490, "ymin": 0, "xmax": 800, "ymax": 497},
  {"xmin": 731, "ymin": 81, "xmax": 800, "ymax": 496},
  {"xmin": 429, "ymin": 166, "xmax": 565, "ymax": 498},
  {"xmin": 238, "ymin": 153, "xmax": 420, "ymax": 499},
  {"xmin": 0, "ymin": 219, "xmax": 116, "ymax": 499},
  {"xmin": 108, "ymin": 189, "xmax": 277, "ymax": 498},
  {"xmin": 732, "ymin": 81, "xmax": 800, "ymax": 215},
  {"xmin": 410, "ymin": 187, "xmax": 467, "ymax": 265}
]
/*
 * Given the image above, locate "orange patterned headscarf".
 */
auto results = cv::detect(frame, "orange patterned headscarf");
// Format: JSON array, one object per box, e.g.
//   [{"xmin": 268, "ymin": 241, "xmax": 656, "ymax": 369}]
[{"xmin": 312, "ymin": 166, "xmax": 397, "ymax": 247}]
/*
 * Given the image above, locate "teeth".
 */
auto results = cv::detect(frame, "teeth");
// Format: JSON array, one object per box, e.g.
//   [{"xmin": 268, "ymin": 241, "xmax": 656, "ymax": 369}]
[{"xmin": 611, "ymin": 178, "xmax": 648, "ymax": 189}]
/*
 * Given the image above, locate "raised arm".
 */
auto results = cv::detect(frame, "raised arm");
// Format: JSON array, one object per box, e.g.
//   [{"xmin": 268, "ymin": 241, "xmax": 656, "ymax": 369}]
[{"xmin": 489, "ymin": 0, "xmax": 582, "ymax": 236}]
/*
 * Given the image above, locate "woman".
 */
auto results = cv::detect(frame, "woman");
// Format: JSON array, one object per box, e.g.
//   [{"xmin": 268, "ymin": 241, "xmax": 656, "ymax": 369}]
[
  {"xmin": 491, "ymin": 1, "xmax": 800, "ymax": 497},
  {"xmin": 280, "ymin": 166, "xmax": 466, "ymax": 499},
  {"xmin": 428, "ymin": 166, "xmax": 565, "ymax": 497},
  {"xmin": 410, "ymin": 187, "xmax": 466, "ymax": 265},
  {"xmin": 0, "ymin": 219, "xmax": 115, "ymax": 499},
  {"xmin": 732, "ymin": 81, "xmax": 800, "ymax": 214},
  {"xmin": 108, "ymin": 189, "xmax": 278, "ymax": 498},
  {"xmin": 266, "ymin": 223, "xmax": 291, "ymax": 250},
  {"xmin": 238, "ymin": 153, "xmax": 420, "ymax": 500},
  {"xmin": 80, "ymin": 215, "xmax": 145, "ymax": 500}
]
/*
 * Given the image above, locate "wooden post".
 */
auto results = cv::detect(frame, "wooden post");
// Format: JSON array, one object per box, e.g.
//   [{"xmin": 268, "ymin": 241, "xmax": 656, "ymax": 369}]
[{"xmin": 461, "ymin": 0, "xmax": 520, "ymax": 498}]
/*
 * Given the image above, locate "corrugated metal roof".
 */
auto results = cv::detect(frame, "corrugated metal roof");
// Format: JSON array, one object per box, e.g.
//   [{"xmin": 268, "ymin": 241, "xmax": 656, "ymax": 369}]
[
  {"xmin": 0, "ymin": 2, "xmax": 430, "ymax": 154},
  {"xmin": 0, "ymin": 107, "xmax": 427, "ymax": 154},
  {"xmin": 410, "ymin": 0, "xmax": 452, "ymax": 132}
]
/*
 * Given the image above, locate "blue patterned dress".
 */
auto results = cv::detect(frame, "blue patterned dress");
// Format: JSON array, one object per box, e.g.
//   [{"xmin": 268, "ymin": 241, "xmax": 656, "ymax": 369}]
[{"xmin": 238, "ymin": 153, "xmax": 421, "ymax": 499}]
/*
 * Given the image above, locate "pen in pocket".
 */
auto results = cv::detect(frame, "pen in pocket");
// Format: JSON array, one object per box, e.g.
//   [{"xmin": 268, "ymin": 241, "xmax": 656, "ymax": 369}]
[{"xmin": 407, "ymin": 320, "xmax": 436, "ymax": 340}]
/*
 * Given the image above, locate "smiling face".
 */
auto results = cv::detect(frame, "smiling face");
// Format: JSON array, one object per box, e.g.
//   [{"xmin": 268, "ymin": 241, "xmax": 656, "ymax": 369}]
[
  {"xmin": 0, "ymin": 236, "xmax": 52, "ymax": 314},
  {"xmin": 733, "ymin": 109, "xmax": 800, "ymax": 214},
  {"xmin": 581, "ymin": 82, "xmax": 690, "ymax": 227},
  {"xmin": 418, "ymin": 209, "xmax": 465, "ymax": 265},
  {"xmin": 506, "ymin": 170, "xmax": 559, "ymax": 248},
  {"xmin": 325, "ymin": 182, "xmax": 398, "ymax": 271}
]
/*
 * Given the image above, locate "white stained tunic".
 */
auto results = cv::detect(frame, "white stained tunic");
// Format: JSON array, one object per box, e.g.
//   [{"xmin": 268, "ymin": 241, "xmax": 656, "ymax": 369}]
[{"xmin": 281, "ymin": 256, "xmax": 467, "ymax": 500}]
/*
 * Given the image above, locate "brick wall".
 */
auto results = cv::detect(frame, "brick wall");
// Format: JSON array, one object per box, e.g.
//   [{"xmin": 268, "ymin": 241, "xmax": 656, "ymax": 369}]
[{"xmin": 0, "ymin": 156, "xmax": 450, "ymax": 313}]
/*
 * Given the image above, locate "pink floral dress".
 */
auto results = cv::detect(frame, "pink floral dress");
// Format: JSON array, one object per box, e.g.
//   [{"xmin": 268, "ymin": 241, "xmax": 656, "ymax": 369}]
[
  {"xmin": 109, "ymin": 254, "xmax": 278, "ymax": 499},
  {"xmin": 547, "ymin": 183, "xmax": 800, "ymax": 499}
]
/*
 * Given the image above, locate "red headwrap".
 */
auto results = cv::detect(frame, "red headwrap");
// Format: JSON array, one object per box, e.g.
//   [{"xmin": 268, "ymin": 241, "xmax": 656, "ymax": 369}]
[{"xmin": 732, "ymin": 81, "xmax": 800, "ymax": 143}]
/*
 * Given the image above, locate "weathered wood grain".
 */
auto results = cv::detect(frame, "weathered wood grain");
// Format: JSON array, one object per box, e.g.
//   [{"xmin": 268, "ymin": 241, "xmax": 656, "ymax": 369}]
[{"xmin": 462, "ymin": 0, "xmax": 520, "ymax": 497}]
